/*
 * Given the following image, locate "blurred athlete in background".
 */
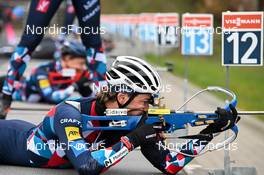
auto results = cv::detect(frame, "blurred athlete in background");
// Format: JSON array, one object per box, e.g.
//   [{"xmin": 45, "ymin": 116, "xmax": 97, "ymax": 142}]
[
  {"xmin": 0, "ymin": 41, "xmax": 100, "ymax": 104},
  {"xmin": 0, "ymin": 0, "xmax": 107, "ymax": 119}
]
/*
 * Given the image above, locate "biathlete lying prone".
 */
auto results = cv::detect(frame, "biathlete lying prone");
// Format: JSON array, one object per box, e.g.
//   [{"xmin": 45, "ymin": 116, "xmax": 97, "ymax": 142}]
[{"xmin": 0, "ymin": 56, "xmax": 239, "ymax": 175}]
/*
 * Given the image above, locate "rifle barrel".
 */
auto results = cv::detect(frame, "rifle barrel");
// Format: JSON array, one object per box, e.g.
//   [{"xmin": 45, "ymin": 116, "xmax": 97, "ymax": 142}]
[
  {"xmin": 10, "ymin": 108, "xmax": 264, "ymax": 115},
  {"xmin": 178, "ymin": 111, "xmax": 264, "ymax": 115},
  {"xmin": 237, "ymin": 111, "xmax": 264, "ymax": 115}
]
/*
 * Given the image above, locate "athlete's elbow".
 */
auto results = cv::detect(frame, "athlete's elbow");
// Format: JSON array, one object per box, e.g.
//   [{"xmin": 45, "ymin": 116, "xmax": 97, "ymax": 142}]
[{"xmin": 164, "ymin": 166, "xmax": 184, "ymax": 175}]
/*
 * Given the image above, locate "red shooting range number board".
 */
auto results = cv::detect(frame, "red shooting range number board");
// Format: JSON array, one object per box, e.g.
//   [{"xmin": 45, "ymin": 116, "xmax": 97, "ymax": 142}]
[
  {"xmin": 222, "ymin": 11, "xmax": 263, "ymax": 66},
  {"xmin": 181, "ymin": 13, "xmax": 214, "ymax": 55},
  {"xmin": 155, "ymin": 13, "xmax": 180, "ymax": 47}
]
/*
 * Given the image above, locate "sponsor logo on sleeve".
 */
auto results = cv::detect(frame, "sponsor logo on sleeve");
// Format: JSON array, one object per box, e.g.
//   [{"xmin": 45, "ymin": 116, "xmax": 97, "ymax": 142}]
[
  {"xmin": 104, "ymin": 147, "xmax": 129, "ymax": 167},
  {"xmin": 60, "ymin": 118, "xmax": 81, "ymax": 126},
  {"xmin": 65, "ymin": 127, "xmax": 82, "ymax": 141}
]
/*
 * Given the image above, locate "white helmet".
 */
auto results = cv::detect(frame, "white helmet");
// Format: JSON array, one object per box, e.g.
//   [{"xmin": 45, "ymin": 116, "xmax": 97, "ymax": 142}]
[{"xmin": 106, "ymin": 56, "xmax": 162, "ymax": 94}]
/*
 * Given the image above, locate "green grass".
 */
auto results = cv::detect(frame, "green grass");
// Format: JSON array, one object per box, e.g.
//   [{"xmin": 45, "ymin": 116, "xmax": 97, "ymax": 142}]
[
  {"xmin": 145, "ymin": 37, "xmax": 264, "ymax": 121},
  {"xmin": 101, "ymin": 0, "xmax": 198, "ymax": 14}
]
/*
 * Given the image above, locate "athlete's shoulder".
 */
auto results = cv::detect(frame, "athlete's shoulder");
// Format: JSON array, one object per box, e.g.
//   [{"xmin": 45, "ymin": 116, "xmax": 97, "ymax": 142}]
[{"xmin": 60, "ymin": 97, "xmax": 95, "ymax": 113}]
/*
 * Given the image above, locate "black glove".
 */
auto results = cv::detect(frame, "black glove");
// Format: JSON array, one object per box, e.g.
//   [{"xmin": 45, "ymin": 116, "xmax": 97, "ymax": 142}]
[
  {"xmin": 73, "ymin": 77, "xmax": 93, "ymax": 97},
  {"xmin": 126, "ymin": 124, "xmax": 162, "ymax": 148},
  {"xmin": 200, "ymin": 104, "xmax": 240, "ymax": 134}
]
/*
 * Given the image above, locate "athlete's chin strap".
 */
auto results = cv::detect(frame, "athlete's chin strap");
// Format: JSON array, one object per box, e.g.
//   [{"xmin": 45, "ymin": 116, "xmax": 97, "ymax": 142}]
[
  {"xmin": 110, "ymin": 84, "xmax": 140, "ymax": 109},
  {"xmin": 116, "ymin": 93, "xmax": 138, "ymax": 108}
]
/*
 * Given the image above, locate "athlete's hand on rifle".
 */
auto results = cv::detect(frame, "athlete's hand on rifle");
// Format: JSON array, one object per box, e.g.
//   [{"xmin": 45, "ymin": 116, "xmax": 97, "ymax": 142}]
[
  {"xmin": 201, "ymin": 104, "xmax": 240, "ymax": 134},
  {"xmin": 125, "ymin": 123, "xmax": 165, "ymax": 149}
]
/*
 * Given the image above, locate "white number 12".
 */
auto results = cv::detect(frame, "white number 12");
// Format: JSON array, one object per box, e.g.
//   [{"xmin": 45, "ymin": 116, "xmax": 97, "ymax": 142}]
[{"xmin": 227, "ymin": 32, "xmax": 258, "ymax": 64}]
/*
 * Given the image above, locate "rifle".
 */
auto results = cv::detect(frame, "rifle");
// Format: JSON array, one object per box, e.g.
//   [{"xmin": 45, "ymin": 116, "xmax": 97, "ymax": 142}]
[
  {"xmin": 80, "ymin": 86, "xmax": 263, "ymax": 157},
  {"xmin": 11, "ymin": 86, "xmax": 264, "ymax": 156}
]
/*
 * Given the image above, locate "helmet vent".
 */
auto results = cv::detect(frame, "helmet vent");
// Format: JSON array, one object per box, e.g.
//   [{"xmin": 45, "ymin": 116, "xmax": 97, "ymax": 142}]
[{"xmin": 108, "ymin": 70, "xmax": 120, "ymax": 79}]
